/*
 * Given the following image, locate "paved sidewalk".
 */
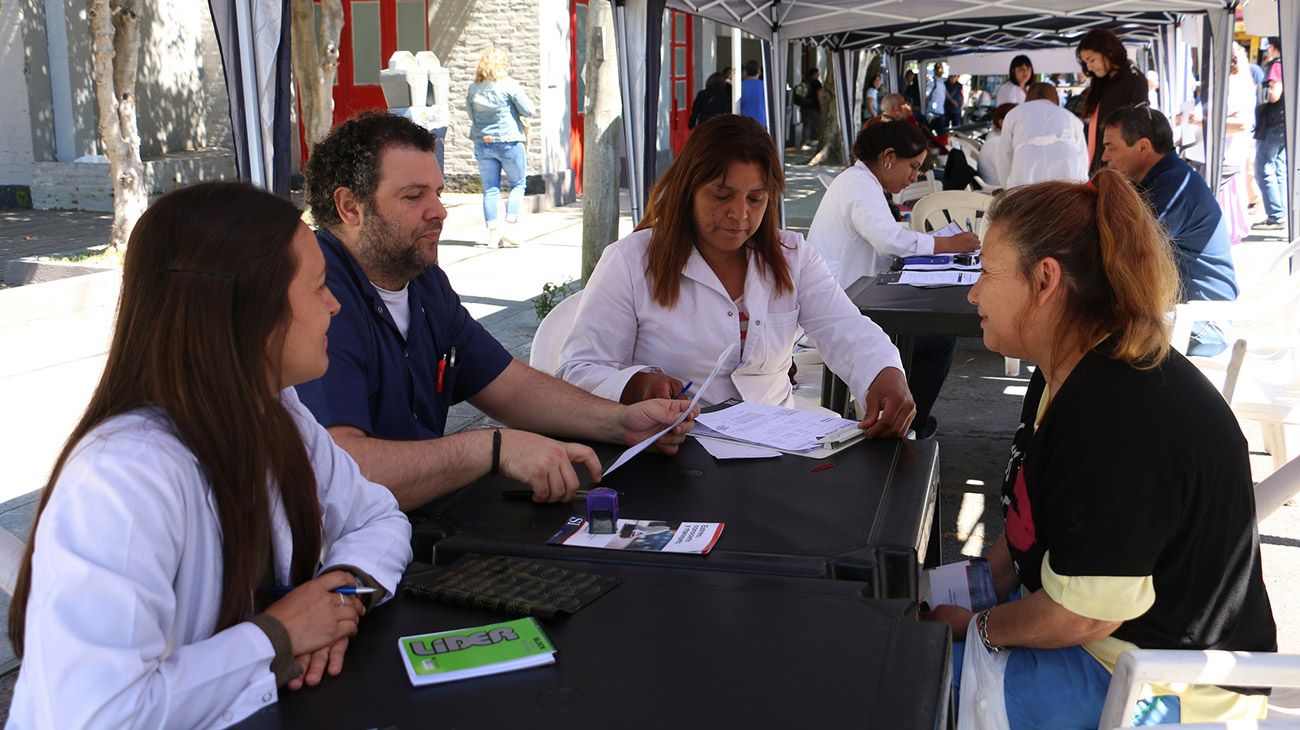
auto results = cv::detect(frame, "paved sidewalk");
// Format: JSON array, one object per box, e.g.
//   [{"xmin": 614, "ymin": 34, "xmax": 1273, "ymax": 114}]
[{"xmin": 0, "ymin": 165, "xmax": 1296, "ymax": 721}]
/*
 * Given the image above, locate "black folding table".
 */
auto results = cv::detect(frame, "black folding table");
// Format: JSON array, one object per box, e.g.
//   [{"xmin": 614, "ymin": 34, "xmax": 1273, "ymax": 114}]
[{"xmin": 235, "ymin": 559, "xmax": 952, "ymax": 730}]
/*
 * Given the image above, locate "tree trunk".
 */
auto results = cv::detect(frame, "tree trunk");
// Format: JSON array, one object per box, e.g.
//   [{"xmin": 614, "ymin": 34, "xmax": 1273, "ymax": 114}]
[
  {"xmin": 808, "ymin": 82, "xmax": 843, "ymax": 166},
  {"xmin": 580, "ymin": 0, "xmax": 621, "ymax": 282},
  {"xmin": 90, "ymin": 0, "xmax": 146, "ymax": 250},
  {"xmin": 290, "ymin": 0, "xmax": 344, "ymax": 150}
]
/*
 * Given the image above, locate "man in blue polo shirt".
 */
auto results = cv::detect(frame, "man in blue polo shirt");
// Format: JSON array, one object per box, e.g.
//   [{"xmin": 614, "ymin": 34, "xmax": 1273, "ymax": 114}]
[
  {"xmin": 1101, "ymin": 103, "xmax": 1239, "ymax": 356},
  {"xmin": 296, "ymin": 111, "xmax": 694, "ymax": 512}
]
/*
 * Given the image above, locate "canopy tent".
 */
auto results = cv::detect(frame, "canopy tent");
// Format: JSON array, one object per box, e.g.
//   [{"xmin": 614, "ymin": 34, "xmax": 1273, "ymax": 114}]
[
  {"xmin": 207, "ymin": 0, "xmax": 293, "ymax": 196},
  {"xmin": 610, "ymin": 0, "xmax": 1294, "ymax": 233}
]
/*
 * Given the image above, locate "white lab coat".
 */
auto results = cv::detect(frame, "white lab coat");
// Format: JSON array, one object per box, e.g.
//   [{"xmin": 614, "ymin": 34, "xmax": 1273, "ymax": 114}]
[
  {"xmin": 977, "ymin": 130, "xmax": 1005, "ymax": 186},
  {"xmin": 995, "ymin": 99, "xmax": 1089, "ymax": 188},
  {"xmin": 806, "ymin": 161, "xmax": 936, "ymax": 289},
  {"xmin": 994, "ymin": 82, "xmax": 1027, "ymax": 106},
  {"xmin": 8, "ymin": 388, "xmax": 412, "ymax": 730},
  {"xmin": 556, "ymin": 228, "xmax": 903, "ymax": 408}
]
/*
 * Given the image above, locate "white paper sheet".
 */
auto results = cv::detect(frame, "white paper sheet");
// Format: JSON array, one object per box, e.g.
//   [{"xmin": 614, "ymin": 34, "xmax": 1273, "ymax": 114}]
[
  {"xmin": 694, "ymin": 402, "xmax": 860, "ymax": 453},
  {"xmin": 890, "ymin": 270, "xmax": 981, "ymax": 287},
  {"xmin": 602, "ymin": 342, "xmax": 737, "ymax": 477},
  {"xmin": 693, "ymin": 435, "xmax": 781, "ymax": 459}
]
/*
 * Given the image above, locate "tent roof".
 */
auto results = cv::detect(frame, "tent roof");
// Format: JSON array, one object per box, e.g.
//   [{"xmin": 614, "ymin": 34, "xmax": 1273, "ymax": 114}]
[
  {"xmin": 664, "ymin": 0, "xmax": 1225, "ymax": 41},
  {"xmin": 804, "ymin": 11, "xmax": 1182, "ymax": 56}
]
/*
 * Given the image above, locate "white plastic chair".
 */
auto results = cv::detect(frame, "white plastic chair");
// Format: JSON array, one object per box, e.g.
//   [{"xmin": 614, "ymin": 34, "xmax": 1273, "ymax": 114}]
[
  {"xmin": 897, "ymin": 171, "xmax": 942, "ymax": 206},
  {"xmin": 528, "ymin": 289, "xmax": 583, "ymax": 376},
  {"xmin": 909, "ymin": 190, "xmax": 993, "ymax": 238},
  {"xmin": 1099, "ymin": 649, "xmax": 1300, "ymax": 729},
  {"xmin": 1170, "ymin": 238, "xmax": 1300, "ymax": 469}
]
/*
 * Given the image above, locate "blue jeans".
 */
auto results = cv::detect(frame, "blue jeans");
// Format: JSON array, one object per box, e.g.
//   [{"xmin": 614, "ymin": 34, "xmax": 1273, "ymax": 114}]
[
  {"xmin": 1188, "ymin": 320, "xmax": 1228, "ymax": 358},
  {"xmin": 1255, "ymin": 129, "xmax": 1287, "ymax": 224},
  {"xmin": 474, "ymin": 140, "xmax": 526, "ymax": 226},
  {"xmin": 952, "ymin": 641, "xmax": 1181, "ymax": 728}
]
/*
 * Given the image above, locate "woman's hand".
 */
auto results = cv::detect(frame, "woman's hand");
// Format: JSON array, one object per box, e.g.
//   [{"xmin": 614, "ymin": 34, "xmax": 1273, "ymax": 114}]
[
  {"xmin": 287, "ymin": 637, "xmax": 350, "ymax": 691},
  {"xmin": 620, "ymin": 370, "xmax": 686, "ymax": 404},
  {"xmin": 264, "ymin": 571, "xmax": 365, "ymax": 658},
  {"xmin": 934, "ymin": 231, "xmax": 980, "ymax": 254},
  {"xmin": 858, "ymin": 367, "xmax": 916, "ymax": 438},
  {"xmin": 930, "ymin": 605, "xmax": 975, "ymax": 640}
]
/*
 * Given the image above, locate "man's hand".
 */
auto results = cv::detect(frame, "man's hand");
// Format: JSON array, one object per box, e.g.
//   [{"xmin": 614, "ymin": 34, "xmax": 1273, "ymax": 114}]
[
  {"xmin": 497, "ymin": 429, "xmax": 603, "ymax": 502},
  {"xmin": 620, "ymin": 370, "xmax": 685, "ymax": 404},
  {"xmin": 620, "ymin": 398, "xmax": 697, "ymax": 454},
  {"xmin": 858, "ymin": 367, "xmax": 916, "ymax": 438}
]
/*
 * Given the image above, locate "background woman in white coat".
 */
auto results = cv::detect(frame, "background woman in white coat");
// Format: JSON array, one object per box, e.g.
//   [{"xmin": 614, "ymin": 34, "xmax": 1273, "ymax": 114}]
[
  {"xmin": 7, "ymin": 182, "xmax": 412, "ymax": 728},
  {"xmin": 994, "ymin": 54, "xmax": 1035, "ymax": 106},
  {"xmin": 995, "ymin": 82, "xmax": 1088, "ymax": 188},
  {"xmin": 557, "ymin": 114, "xmax": 917, "ymax": 438},
  {"xmin": 806, "ymin": 119, "xmax": 979, "ymax": 437}
]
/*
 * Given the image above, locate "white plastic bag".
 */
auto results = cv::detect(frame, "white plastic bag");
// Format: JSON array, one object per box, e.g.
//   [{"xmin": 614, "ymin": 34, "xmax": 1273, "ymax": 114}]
[{"xmin": 957, "ymin": 616, "xmax": 1012, "ymax": 730}]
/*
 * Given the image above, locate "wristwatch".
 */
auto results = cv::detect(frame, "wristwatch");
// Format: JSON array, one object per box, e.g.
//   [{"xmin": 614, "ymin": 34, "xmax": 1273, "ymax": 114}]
[{"xmin": 977, "ymin": 608, "xmax": 1005, "ymax": 653}]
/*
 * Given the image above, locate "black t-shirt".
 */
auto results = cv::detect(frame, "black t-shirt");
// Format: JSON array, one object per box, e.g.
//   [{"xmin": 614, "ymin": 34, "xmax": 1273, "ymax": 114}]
[{"xmin": 1001, "ymin": 348, "xmax": 1276, "ymax": 654}]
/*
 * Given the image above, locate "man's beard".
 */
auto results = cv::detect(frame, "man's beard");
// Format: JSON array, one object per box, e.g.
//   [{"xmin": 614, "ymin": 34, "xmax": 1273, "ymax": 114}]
[{"xmin": 356, "ymin": 208, "xmax": 440, "ymax": 286}]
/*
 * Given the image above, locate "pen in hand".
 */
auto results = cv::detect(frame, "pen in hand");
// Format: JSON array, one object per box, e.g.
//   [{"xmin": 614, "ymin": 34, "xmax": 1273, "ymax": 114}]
[
  {"xmin": 266, "ymin": 585, "xmax": 378, "ymax": 597},
  {"xmin": 674, "ymin": 380, "xmax": 693, "ymax": 399}
]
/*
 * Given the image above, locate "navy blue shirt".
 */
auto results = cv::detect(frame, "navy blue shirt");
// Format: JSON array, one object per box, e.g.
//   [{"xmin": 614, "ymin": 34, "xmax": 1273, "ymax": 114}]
[
  {"xmin": 1138, "ymin": 153, "xmax": 1239, "ymax": 303},
  {"xmin": 295, "ymin": 229, "xmax": 513, "ymax": 440}
]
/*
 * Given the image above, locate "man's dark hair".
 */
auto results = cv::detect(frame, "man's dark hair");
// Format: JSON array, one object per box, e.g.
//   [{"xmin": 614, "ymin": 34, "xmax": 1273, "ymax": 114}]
[
  {"xmin": 1267, "ymin": 37, "xmax": 1281, "ymax": 54},
  {"xmin": 1103, "ymin": 104, "xmax": 1174, "ymax": 155},
  {"xmin": 743, "ymin": 60, "xmax": 760, "ymax": 77},
  {"xmin": 806, "ymin": 67, "xmax": 819, "ymax": 78},
  {"xmin": 304, "ymin": 111, "xmax": 437, "ymax": 228}
]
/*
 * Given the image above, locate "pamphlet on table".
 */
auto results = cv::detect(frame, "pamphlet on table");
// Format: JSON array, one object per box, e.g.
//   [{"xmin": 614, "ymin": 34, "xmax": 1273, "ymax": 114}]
[
  {"xmin": 398, "ymin": 617, "xmax": 556, "ymax": 686},
  {"xmin": 890, "ymin": 270, "xmax": 981, "ymax": 287},
  {"xmin": 547, "ymin": 516, "xmax": 724, "ymax": 554}
]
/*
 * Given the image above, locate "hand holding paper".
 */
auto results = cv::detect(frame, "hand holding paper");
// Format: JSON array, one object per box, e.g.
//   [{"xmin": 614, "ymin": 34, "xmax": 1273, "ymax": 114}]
[{"xmin": 604, "ymin": 343, "xmax": 735, "ymax": 476}]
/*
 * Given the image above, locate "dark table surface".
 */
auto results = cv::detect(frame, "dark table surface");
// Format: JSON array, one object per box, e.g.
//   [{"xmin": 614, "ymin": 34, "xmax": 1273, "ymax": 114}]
[
  {"xmin": 415, "ymin": 436, "xmax": 938, "ymax": 597},
  {"xmin": 847, "ymin": 274, "xmax": 982, "ymax": 342},
  {"xmin": 235, "ymin": 559, "xmax": 952, "ymax": 730}
]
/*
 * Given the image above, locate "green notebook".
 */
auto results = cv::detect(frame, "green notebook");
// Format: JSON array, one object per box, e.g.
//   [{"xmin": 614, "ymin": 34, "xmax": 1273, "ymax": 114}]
[{"xmin": 398, "ymin": 617, "xmax": 556, "ymax": 686}]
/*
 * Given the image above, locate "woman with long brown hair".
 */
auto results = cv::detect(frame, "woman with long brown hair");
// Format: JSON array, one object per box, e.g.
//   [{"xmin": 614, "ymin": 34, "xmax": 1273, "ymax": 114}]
[
  {"xmin": 8, "ymin": 182, "xmax": 411, "ymax": 727},
  {"xmin": 1077, "ymin": 28, "xmax": 1148, "ymax": 172},
  {"xmin": 556, "ymin": 114, "xmax": 915, "ymax": 437},
  {"xmin": 930, "ymin": 171, "xmax": 1275, "ymax": 726}
]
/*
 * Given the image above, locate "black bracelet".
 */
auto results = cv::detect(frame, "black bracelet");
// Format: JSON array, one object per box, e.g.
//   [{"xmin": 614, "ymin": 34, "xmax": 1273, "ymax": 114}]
[{"xmin": 490, "ymin": 429, "xmax": 502, "ymax": 476}]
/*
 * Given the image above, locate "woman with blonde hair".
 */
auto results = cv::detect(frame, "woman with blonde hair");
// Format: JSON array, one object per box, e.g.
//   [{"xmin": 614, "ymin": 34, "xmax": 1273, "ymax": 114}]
[
  {"xmin": 7, "ymin": 182, "xmax": 412, "ymax": 727},
  {"xmin": 930, "ymin": 171, "xmax": 1275, "ymax": 727},
  {"xmin": 557, "ymin": 114, "xmax": 916, "ymax": 438},
  {"xmin": 467, "ymin": 46, "xmax": 535, "ymax": 247}
]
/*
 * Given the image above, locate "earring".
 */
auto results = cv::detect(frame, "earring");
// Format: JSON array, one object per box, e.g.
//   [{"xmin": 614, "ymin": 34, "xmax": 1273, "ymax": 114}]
[{"xmin": 885, "ymin": 162, "xmax": 893, "ymax": 170}]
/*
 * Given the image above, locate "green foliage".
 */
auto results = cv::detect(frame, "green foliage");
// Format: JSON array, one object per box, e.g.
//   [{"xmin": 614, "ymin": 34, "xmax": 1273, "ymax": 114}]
[{"xmin": 534, "ymin": 278, "xmax": 576, "ymax": 321}]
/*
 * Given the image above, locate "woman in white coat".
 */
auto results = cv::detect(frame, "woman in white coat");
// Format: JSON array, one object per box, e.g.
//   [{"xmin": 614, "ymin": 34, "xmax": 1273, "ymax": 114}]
[
  {"xmin": 557, "ymin": 114, "xmax": 917, "ymax": 438},
  {"xmin": 994, "ymin": 82, "xmax": 1088, "ymax": 188},
  {"xmin": 994, "ymin": 54, "xmax": 1034, "ymax": 106},
  {"xmin": 805, "ymin": 119, "xmax": 979, "ymax": 437},
  {"xmin": 7, "ymin": 182, "xmax": 412, "ymax": 729}
]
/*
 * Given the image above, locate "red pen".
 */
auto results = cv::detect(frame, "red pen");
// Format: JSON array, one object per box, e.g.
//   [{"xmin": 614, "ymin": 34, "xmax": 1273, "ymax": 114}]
[
  {"xmin": 436, "ymin": 354, "xmax": 447, "ymax": 393},
  {"xmin": 811, "ymin": 463, "xmax": 835, "ymax": 473}
]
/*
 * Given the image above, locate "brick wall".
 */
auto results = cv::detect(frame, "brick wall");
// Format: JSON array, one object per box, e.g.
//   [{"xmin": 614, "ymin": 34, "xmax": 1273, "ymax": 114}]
[
  {"xmin": 429, "ymin": 0, "xmax": 543, "ymax": 193},
  {"xmin": 0, "ymin": 1, "xmax": 35, "ymax": 188}
]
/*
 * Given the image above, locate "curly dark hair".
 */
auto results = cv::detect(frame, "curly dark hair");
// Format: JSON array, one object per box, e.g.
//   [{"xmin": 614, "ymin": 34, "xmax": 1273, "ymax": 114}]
[{"xmin": 304, "ymin": 111, "xmax": 437, "ymax": 228}]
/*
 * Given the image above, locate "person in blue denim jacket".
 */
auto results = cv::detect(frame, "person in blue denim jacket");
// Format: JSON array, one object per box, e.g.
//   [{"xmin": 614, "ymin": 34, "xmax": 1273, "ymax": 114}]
[{"xmin": 467, "ymin": 47, "xmax": 536, "ymax": 248}]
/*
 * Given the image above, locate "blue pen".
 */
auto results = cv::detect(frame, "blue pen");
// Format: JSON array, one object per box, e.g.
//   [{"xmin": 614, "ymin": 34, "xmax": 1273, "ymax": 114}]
[
  {"xmin": 267, "ymin": 585, "xmax": 378, "ymax": 597},
  {"xmin": 674, "ymin": 380, "xmax": 693, "ymax": 399},
  {"xmin": 902, "ymin": 255, "xmax": 950, "ymax": 265}
]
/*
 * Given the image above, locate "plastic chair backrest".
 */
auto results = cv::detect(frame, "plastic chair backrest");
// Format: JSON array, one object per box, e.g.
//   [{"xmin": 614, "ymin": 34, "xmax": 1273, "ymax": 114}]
[
  {"xmin": 529, "ymin": 289, "xmax": 584, "ymax": 376},
  {"xmin": 1256, "ymin": 453, "xmax": 1300, "ymax": 521},
  {"xmin": 909, "ymin": 190, "xmax": 993, "ymax": 237}
]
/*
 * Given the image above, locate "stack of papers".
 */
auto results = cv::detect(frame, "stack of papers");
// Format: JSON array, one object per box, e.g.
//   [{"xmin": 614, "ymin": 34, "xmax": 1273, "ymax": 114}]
[
  {"xmin": 693, "ymin": 402, "xmax": 863, "ymax": 455},
  {"xmin": 890, "ymin": 270, "xmax": 981, "ymax": 287}
]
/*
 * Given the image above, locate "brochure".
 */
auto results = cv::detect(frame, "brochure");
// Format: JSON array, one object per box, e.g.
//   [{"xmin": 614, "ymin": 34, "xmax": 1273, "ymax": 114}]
[
  {"xmin": 547, "ymin": 516, "xmax": 724, "ymax": 555},
  {"xmin": 398, "ymin": 617, "xmax": 556, "ymax": 686},
  {"xmin": 920, "ymin": 558, "xmax": 997, "ymax": 612}
]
